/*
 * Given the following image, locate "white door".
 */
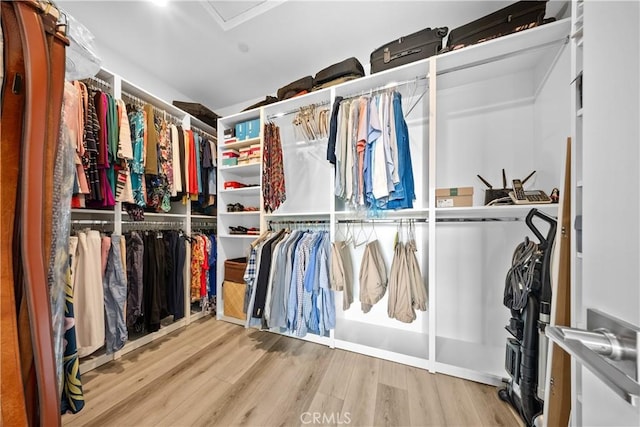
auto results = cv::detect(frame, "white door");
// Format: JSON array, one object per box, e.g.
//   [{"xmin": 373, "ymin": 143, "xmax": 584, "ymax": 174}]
[{"xmin": 572, "ymin": 1, "xmax": 639, "ymax": 425}]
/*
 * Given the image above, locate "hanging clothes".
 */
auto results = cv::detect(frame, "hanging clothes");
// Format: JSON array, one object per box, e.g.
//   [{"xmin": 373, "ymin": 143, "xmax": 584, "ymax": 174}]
[
  {"xmin": 358, "ymin": 239, "xmax": 387, "ymax": 313},
  {"xmin": 244, "ymin": 229, "xmax": 335, "ymax": 337},
  {"xmin": 330, "ymin": 240, "xmax": 354, "ymax": 310},
  {"xmin": 103, "ymin": 235, "xmax": 128, "ymax": 353},
  {"xmin": 71, "ymin": 230, "xmax": 105, "ymax": 358},
  {"xmin": 331, "ymin": 90, "xmax": 416, "ymax": 211},
  {"xmin": 125, "ymin": 231, "xmax": 144, "ymax": 328},
  {"xmin": 387, "ymin": 221, "xmax": 427, "ymax": 323},
  {"xmin": 262, "ymin": 123, "xmax": 286, "ymax": 212},
  {"xmin": 57, "ymin": 82, "xmax": 85, "ymax": 414}
]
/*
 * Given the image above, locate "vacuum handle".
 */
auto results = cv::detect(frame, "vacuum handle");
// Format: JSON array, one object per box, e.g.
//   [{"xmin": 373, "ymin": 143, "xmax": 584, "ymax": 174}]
[{"xmin": 525, "ymin": 208, "xmax": 557, "ymax": 247}]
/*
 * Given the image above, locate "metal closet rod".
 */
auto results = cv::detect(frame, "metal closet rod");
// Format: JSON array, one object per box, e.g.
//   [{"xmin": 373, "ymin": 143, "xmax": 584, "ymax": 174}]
[
  {"xmin": 121, "ymin": 91, "xmax": 182, "ymax": 124},
  {"xmin": 83, "ymin": 76, "xmax": 111, "ymax": 90},
  {"xmin": 191, "ymin": 222, "xmax": 216, "ymax": 228},
  {"xmin": 122, "ymin": 220, "xmax": 184, "ymax": 226},
  {"xmin": 268, "ymin": 219, "xmax": 330, "ymax": 224},
  {"xmin": 338, "ymin": 218, "xmax": 428, "ymax": 224},
  {"xmin": 339, "ymin": 74, "xmax": 429, "ymax": 102},
  {"xmin": 436, "ymin": 217, "xmax": 521, "ymax": 223},
  {"xmin": 266, "ymin": 100, "xmax": 331, "ymax": 121},
  {"xmin": 71, "ymin": 219, "xmax": 112, "ymax": 225},
  {"xmin": 191, "ymin": 126, "xmax": 217, "ymax": 141}
]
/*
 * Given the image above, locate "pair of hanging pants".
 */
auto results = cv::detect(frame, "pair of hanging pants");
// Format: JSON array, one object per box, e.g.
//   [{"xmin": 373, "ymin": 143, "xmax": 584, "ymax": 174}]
[{"xmin": 103, "ymin": 235, "xmax": 128, "ymax": 354}]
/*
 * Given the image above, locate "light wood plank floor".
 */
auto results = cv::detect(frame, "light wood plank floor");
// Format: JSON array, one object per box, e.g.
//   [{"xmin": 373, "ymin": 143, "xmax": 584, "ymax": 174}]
[{"xmin": 62, "ymin": 317, "xmax": 523, "ymax": 427}]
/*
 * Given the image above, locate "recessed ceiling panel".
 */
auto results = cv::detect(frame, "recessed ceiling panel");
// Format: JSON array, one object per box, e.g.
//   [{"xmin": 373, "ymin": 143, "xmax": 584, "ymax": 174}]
[{"xmin": 202, "ymin": 0, "xmax": 287, "ymax": 31}]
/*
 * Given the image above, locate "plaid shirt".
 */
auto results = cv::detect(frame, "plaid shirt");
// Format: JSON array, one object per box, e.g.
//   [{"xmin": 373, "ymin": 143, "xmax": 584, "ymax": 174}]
[{"xmin": 243, "ymin": 247, "xmax": 258, "ymax": 313}]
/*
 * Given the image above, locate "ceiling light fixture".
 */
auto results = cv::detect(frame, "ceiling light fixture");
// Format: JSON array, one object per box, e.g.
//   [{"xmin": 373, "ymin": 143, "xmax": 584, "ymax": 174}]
[{"xmin": 150, "ymin": 0, "xmax": 169, "ymax": 7}]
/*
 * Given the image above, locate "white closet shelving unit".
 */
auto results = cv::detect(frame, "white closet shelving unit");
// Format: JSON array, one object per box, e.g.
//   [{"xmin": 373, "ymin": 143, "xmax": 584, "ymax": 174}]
[
  {"xmin": 570, "ymin": 0, "xmax": 584, "ymax": 424},
  {"xmin": 216, "ymin": 17, "xmax": 571, "ymax": 386},
  {"xmin": 71, "ymin": 67, "xmax": 217, "ymax": 373}
]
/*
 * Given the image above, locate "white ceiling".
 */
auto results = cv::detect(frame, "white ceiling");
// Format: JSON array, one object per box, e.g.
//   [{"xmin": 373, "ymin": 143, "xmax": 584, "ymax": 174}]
[{"xmin": 57, "ymin": 0, "xmax": 569, "ymax": 115}]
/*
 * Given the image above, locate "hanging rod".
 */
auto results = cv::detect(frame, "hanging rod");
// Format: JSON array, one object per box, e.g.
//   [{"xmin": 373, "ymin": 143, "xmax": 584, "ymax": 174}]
[
  {"xmin": 436, "ymin": 36, "xmax": 568, "ymax": 78},
  {"xmin": 191, "ymin": 222, "xmax": 217, "ymax": 228},
  {"xmin": 267, "ymin": 219, "xmax": 330, "ymax": 225},
  {"xmin": 266, "ymin": 100, "xmax": 331, "ymax": 121},
  {"xmin": 121, "ymin": 91, "xmax": 182, "ymax": 124},
  {"xmin": 339, "ymin": 74, "xmax": 429, "ymax": 102},
  {"xmin": 436, "ymin": 217, "xmax": 522, "ymax": 222},
  {"xmin": 83, "ymin": 76, "xmax": 111, "ymax": 90},
  {"xmin": 338, "ymin": 218, "xmax": 428, "ymax": 224},
  {"xmin": 190, "ymin": 126, "xmax": 217, "ymax": 141},
  {"xmin": 122, "ymin": 220, "xmax": 184, "ymax": 227},
  {"xmin": 71, "ymin": 219, "xmax": 112, "ymax": 225}
]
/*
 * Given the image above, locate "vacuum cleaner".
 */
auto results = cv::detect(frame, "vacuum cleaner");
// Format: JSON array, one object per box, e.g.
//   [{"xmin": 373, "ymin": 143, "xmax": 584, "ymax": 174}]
[{"xmin": 499, "ymin": 208, "xmax": 557, "ymax": 427}]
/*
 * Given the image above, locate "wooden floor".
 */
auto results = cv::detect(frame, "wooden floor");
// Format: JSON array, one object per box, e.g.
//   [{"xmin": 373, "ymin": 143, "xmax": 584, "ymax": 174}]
[{"xmin": 62, "ymin": 317, "xmax": 523, "ymax": 427}]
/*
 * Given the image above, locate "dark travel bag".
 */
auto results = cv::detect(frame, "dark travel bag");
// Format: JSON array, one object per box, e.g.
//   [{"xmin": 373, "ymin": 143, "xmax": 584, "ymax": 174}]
[
  {"xmin": 370, "ymin": 26, "xmax": 449, "ymax": 74},
  {"xmin": 314, "ymin": 57, "xmax": 365, "ymax": 87},
  {"xmin": 172, "ymin": 101, "xmax": 220, "ymax": 128},
  {"xmin": 277, "ymin": 75, "xmax": 315, "ymax": 100},
  {"xmin": 445, "ymin": 0, "xmax": 549, "ymax": 52},
  {"xmin": 242, "ymin": 96, "xmax": 278, "ymax": 112}
]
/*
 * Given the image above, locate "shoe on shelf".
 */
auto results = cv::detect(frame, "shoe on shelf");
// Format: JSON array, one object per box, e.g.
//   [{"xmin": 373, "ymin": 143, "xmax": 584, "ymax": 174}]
[{"xmin": 227, "ymin": 203, "xmax": 245, "ymax": 212}]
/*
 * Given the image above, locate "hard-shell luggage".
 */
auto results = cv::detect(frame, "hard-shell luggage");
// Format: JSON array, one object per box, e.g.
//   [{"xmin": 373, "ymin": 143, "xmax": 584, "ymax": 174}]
[
  {"xmin": 370, "ymin": 26, "xmax": 449, "ymax": 74},
  {"xmin": 445, "ymin": 0, "xmax": 548, "ymax": 51},
  {"xmin": 277, "ymin": 75, "xmax": 314, "ymax": 100},
  {"xmin": 314, "ymin": 57, "xmax": 364, "ymax": 87}
]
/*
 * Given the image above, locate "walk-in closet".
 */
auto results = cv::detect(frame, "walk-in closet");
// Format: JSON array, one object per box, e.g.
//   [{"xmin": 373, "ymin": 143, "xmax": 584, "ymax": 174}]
[{"xmin": 2, "ymin": 1, "xmax": 638, "ymax": 426}]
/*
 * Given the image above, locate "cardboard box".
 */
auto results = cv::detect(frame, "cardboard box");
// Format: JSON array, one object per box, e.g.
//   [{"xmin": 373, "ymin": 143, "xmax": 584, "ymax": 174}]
[
  {"xmin": 222, "ymin": 157, "xmax": 238, "ymax": 167},
  {"xmin": 224, "ymin": 257, "xmax": 247, "ymax": 282},
  {"xmin": 223, "ymin": 281, "xmax": 246, "ymax": 320},
  {"xmin": 436, "ymin": 187, "xmax": 474, "ymax": 208}
]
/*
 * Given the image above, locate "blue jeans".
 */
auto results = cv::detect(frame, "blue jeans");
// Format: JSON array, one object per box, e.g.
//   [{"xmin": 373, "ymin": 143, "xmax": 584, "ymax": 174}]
[{"xmin": 103, "ymin": 234, "xmax": 128, "ymax": 354}]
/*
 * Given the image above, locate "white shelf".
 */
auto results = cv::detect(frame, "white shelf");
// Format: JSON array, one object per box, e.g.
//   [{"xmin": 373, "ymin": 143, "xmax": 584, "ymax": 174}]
[
  {"xmin": 264, "ymin": 211, "xmax": 331, "ymax": 218},
  {"xmin": 435, "ymin": 336, "xmax": 505, "ymax": 380},
  {"xmin": 221, "ymin": 136, "xmax": 261, "ymax": 151},
  {"xmin": 577, "ymin": 251, "xmax": 583, "ymax": 259},
  {"xmin": 219, "ymin": 186, "xmax": 260, "ymax": 196},
  {"xmin": 571, "ymin": 25, "xmax": 584, "ymax": 40},
  {"xmin": 218, "ymin": 234, "xmax": 258, "ymax": 239},
  {"xmin": 219, "ymin": 162, "xmax": 260, "ymax": 177},
  {"xmin": 142, "ymin": 212, "xmax": 187, "ymax": 218},
  {"xmin": 216, "ymin": 314, "xmax": 246, "ymax": 326},
  {"xmin": 190, "ymin": 214, "xmax": 217, "ymax": 220},
  {"xmin": 219, "ymin": 211, "xmax": 260, "ymax": 216},
  {"xmin": 334, "ymin": 208, "xmax": 430, "ymax": 220},
  {"xmin": 263, "ymin": 89, "xmax": 332, "ymax": 120},
  {"xmin": 577, "ymin": 180, "xmax": 583, "ymax": 188},
  {"xmin": 334, "ymin": 318, "xmax": 428, "ymax": 360},
  {"xmin": 577, "ymin": 108, "xmax": 584, "ymax": 117},
  {"xmin": 218, "ymin": 109, "xmax": 260, "ymax": 125},
  {"xmin": 71, "ymin": 208, "xmax": 115, "ymax": 215},
  {"xmin": 437, "ymin": 18, "xmax": 571, "ymax": 90},
  {"xmin": 79, "ymin": 318, "xmax": 187, "ymax": 373},
  {"xmin": 435, "ymin": 204, "xmax": 558, "ymax": 220}
]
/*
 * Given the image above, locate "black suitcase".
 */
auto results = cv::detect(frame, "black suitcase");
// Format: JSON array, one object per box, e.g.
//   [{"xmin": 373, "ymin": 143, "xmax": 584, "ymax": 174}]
[
  {"xmin": 242, "ymin": 96, "xmax": 278, "ymax": 112},
  {"xmin": 314, "ymin": 57, "xmax": 364, "ymax": 87},
  {"xmin": 277, "ymin": 75, "xmax": 314, "ymax": 101},
  {"xmin": 172, "ymin": 101, "xmax": 220, "ymax": 128},
  {"xmin": 445, "ymin": 1, "xmax": 548, "ymax": 51},
  {"xmin": 370, "ymin": 26, "xmax": 448, "ymax": 74}
]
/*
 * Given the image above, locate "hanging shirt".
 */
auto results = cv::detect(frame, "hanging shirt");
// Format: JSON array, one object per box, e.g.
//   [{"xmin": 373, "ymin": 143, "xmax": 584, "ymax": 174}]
[
  {"xmin": 170, "ymin": 124, "xmax": 182, "ymax": 196},
  {"xmin": 387, "ymin": 92, "xmax": 415, "ymax": 209},
  {"xmin": 143, "ymin": 104, "xmax": 158, "ymax": 175},
  {"xmin": 365, "ymin": 96, "xmax": 382, "ymax": 207}
]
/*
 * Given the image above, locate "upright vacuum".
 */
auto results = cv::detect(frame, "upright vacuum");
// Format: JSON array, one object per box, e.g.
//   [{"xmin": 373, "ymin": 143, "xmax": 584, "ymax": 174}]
[{"xmin": 499, "ymin": 208, "xmax": 557, "ymax": 427}]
